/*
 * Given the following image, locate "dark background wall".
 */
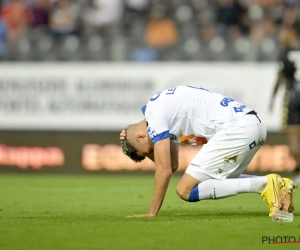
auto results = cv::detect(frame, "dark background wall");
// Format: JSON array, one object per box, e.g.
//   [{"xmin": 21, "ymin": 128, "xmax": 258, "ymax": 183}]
[{"xmin": 0, "ymin": 131, "xmax": 292, "ymax": 173}]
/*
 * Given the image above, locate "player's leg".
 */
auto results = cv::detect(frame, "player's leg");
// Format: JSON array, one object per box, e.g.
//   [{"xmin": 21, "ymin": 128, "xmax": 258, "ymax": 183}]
[
  {"xmin": 283, "ymin": 106, "xmax": 300, "ymax": 209},
  {"xmin": 176, "ymin": 144, "xmax": 268, "ymax": 202},
  {"xmin": 294, "ymin": 131, "xmax": 300, "ymax": 184},
  {"xmin": 176, "ymin": 173, "xmax": 266, "ymax": 201},
  {"xmin": 177, "ymin": 114, "xmax": 267, "ymax": 200},
  {"xmin": 287, "ymin": 126, "xmax": 300, "ymax": 173},
  {"xmin": 176, "ymin": 113, "xmax": 296, "ymax": 215},
  {"xmin": 286, "ymin": 103, "xmax": 300, "ymax": 184},
  {"xmin": 176, "ymin": 173, "xmax": 267, "ymax": 202},
  {"xmin": 283, "ymin": 117, "xmax": 300, "ymax": 211},
  {"xmin": 239, "ymin": 174, "xmax": 260, "ymax": 178}
]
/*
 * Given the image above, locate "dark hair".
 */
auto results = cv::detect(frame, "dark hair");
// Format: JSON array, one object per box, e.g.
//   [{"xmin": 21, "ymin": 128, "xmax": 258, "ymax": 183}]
[{"xmin": 122, "ymin": 139, "xmax": 145, "ymax": 163}]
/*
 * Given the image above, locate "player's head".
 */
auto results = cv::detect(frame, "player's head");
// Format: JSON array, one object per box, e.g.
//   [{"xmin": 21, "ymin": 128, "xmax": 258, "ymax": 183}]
[{"xmin": 122, "ymin": 121, "xmax": 153, "ymax": 162}]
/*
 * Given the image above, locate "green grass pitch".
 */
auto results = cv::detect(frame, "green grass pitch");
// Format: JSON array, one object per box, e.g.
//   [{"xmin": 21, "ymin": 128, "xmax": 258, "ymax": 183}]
[{"xmin": 0, "ymin": 174, "xmax": 300, "ymax": 250}]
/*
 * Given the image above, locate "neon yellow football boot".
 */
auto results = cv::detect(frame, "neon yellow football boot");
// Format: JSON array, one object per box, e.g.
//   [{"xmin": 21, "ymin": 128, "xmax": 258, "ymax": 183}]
[
  {"xmin": 280, "ymin": 178, "xmax": 297, "ymax": 213},
  {"xmin": 261, "ymin": 174, "xmax": 284, "ymax": 216}
]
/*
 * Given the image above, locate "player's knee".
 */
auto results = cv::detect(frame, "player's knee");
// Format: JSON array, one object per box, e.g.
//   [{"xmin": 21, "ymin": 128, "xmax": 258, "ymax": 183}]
[{"xmin": 176, "ymin": 186, "xmax": 189, "ymax": 201}]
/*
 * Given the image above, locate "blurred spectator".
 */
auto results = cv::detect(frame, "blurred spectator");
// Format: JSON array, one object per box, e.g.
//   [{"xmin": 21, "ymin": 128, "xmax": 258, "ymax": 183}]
[
  {"xmin": 29, "ymin": 0, "xmax": 51, "ymax": 30},
  {"xmin": 1, "ymin": 0, "xmax": 30, "ymax": 44},
  {"xmin": 144, "ymin": 5, "xmax": 178, "ymax": 49},
  {"xmin": 216, "ymin": 0, "xmax": 247, "ymax": 37},
  {"xmin": 262, "ymin": 17, "xmax": 277, "ymax": 38},
  {"xmin": 227, "ymin": 25, "xmax": 241, "ymax": 44},
  {"xmin": 225, "ymin": 25, "xmax": 243, "ymax": 60},
  {"xmin": 123, "ymin": 0, "xmax": 149, "ymax": 29},
  {"xmin": 200, "ymin": 24, "xmax": 217, "ymax": 42},
  {"xmin": 125, "ymin": 0, "xmax": 149, "ymax": 13},
  {"xmin": 84, "ymin": 0, "xmax": 123, "ymax": 34},
  {"xmin": 131, "ymin": 46, "xmax": 158, "ymax": 62},
  {"xmin": 50, "ymin": 0, "xmax": 79, "ymax": 38},
  {"xmin": 0, "ymin": 18, "xmax": 7, "ymax": 57},
  {"xmin": 246, "ymin": 23, "xmax": 265, "ymax": 61},
  {"xmin": 0, "ymin": 0, "xmax": 299, "ymax": 61},
  {"xmin": 281, "ymin": 5, "xmax": 300, "ymax": 34}
]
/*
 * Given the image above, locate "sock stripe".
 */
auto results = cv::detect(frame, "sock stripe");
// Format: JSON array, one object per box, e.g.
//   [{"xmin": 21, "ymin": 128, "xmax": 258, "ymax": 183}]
[{"xmin": 188, "ymin": 185, "xmax": 199, "ymax": 202}]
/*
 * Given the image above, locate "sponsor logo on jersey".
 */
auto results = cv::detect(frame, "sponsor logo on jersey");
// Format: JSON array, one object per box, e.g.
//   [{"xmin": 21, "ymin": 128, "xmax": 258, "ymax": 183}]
[
  {"xmin": 249, "ymin": 139, "xmax": 265, "ymax": 150},
  {"xmin": 169, "ymin": 134, "xmax": 177, "ymax": 140},
  {"xmin": 257, "ymin": 139, "xmax": 265, "ymax": 146},
  {"xmin": 180, "ymin": 134, "xmax": 207, "ymax": 145},
  {"xmin": 220, "ymin": 97, "xmax": 235, "ymax": 107}
]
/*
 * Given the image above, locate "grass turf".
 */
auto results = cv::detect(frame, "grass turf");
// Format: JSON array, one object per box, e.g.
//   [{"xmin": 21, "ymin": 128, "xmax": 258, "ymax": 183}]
[{"xmin": 0, "ymin": 174, "xmax": 300, "ymax": 250}]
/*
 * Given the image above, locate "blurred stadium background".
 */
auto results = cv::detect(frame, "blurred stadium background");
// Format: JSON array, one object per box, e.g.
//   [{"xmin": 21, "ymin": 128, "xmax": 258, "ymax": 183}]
[
  {"xmin": 0, "ymin": 0, "xmax": 299, "ymax": 176},
  {"xmin": 0, "ymin": 0, "xmax": 299, "ymax": 61},
  {"xmin": 1, "ymin": 1, "xmax": 300, "ymax": 250}
]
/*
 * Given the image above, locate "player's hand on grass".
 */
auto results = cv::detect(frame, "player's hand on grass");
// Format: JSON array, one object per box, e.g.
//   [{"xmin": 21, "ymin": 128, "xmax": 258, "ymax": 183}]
[
  {"xmin": 120, "ymin": 130, "xmax": 126, "ymax": 143},
  {"xmin": 127, "ymin": 213, "xmax": 156, "ymax": 218}
]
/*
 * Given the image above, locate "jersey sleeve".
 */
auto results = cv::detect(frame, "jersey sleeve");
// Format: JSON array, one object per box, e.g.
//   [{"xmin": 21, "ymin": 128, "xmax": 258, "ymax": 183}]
[{"xmin": 141, "ymin": 104, "xmax": 169, "ymax": 144}]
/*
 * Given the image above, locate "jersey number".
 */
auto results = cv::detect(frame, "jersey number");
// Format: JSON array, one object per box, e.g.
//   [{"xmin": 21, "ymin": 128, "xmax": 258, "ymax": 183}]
[{"xmin": 150, "ymin": 88, "xmax": 177, "ymax": 101}]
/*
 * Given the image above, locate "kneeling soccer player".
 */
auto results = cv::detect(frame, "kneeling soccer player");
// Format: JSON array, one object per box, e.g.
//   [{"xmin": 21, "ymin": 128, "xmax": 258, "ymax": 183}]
[{"xmin": 120, "ymin": 85, "xmax": 297, "ymax": 217}]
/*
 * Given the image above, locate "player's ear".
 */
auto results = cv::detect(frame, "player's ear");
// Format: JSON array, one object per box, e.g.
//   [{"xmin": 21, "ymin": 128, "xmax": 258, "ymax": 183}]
[
  {"xmin": 136, "ymin": 134, "xmax": 146, "ymax": 141},
  {"xmin": 136, "ymin": 134, "xmax": 143, "ymax": 141}
]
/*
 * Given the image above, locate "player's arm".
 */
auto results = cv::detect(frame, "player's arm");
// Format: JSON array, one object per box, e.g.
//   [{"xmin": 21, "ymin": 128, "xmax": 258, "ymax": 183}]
[
  {"xmin": 148, "ymin": 137, "xmax": 172, "ymax": 216},
  {"xmin": 146, "ymin": 140, "xmax": 179, "ymax": 173}
]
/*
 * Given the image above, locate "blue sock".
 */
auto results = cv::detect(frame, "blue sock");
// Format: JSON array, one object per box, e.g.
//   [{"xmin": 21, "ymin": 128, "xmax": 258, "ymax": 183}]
[{"xmin": 188, "ymin": 185, "xmax": 199, "ymax": 202}]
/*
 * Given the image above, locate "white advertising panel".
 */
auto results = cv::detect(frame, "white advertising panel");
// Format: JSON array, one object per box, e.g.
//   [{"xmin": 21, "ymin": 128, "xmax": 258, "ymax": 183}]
[{"xmin": 0, "ymin": 63, "xmax": 283, "ymax": 131}]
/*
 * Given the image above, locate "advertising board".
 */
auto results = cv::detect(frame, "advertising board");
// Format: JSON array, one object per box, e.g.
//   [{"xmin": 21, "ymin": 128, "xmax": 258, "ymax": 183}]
[{"xmin": 0, "ymin": 63, "xmax": 284, "ymax": 131}]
